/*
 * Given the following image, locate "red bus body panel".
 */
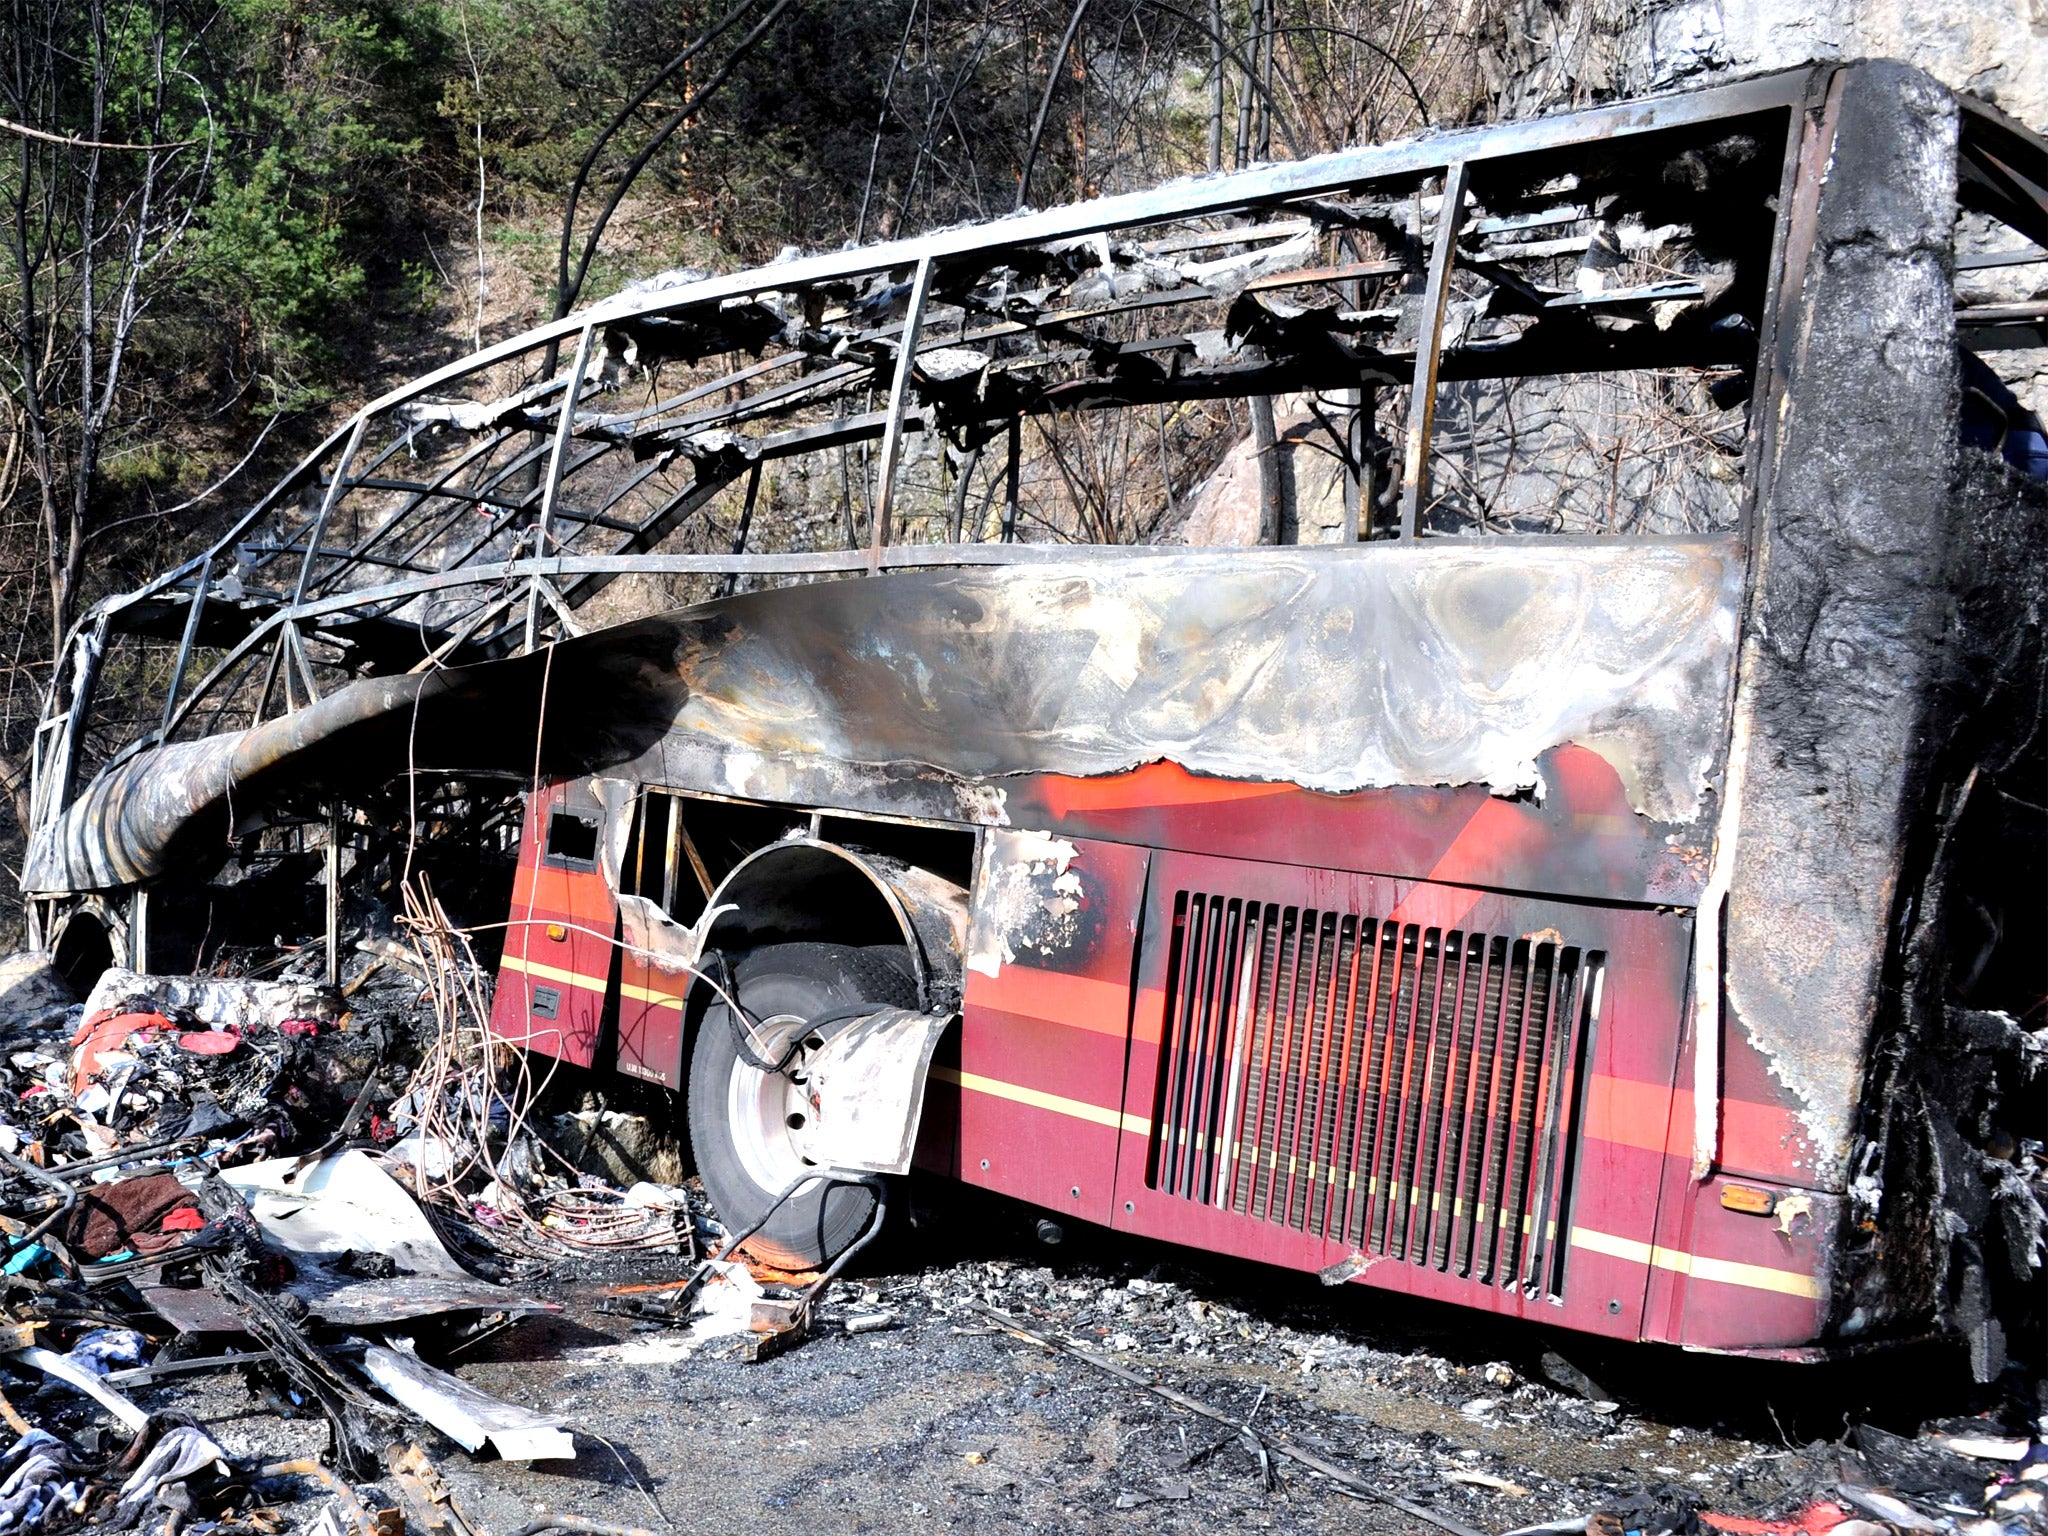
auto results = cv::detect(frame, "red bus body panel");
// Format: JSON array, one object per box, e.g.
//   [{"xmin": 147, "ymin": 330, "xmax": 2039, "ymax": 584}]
[
  {"xmin": 615, "ymin": 953, "xmax": 689, "ymax": 1090},
  {"xmin": 1109, "ymin": 852, "xmax": 1687, "ymax": 1342},
  {"xmin": 490, "ymin": 781, "xmax": 612, "ymax": 1067},
  {"xmin": 946, "ymin": 835, "xmax": 1151, "ymax": 1228},
  {"xmin": 494, "ymin": 744, "xmax": 1833, "ymax": 1351}
]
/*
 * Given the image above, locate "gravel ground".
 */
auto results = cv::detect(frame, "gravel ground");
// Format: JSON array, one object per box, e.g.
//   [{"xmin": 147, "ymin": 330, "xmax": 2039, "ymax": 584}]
[{"xmin": 99, "ymin": 1181, "xmax": 2010, "ymax": 1536}]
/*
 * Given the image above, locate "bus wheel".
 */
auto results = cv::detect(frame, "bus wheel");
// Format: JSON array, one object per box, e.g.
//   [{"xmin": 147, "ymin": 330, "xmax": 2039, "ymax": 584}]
[{"xmin": 686, "ymin": 942, "xmax": 917, "ymax": 1270}]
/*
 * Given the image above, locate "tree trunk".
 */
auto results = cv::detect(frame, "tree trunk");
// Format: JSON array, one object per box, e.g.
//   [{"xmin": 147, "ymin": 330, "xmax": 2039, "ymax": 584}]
[
  {"xmin": 1207, "ymin": 0, "xmax": 1224, "ymax": 174},
  {"xmin": 0, "ymin": 750, "xmax": 31, "ymax": 837},
  {"xmin": 1234, "ymin": 0, "xmax": 1257, "ymax": 167},
  {"xmin": 1250, "ymin": 394, "xmax": 1287, "ymax": 544}
]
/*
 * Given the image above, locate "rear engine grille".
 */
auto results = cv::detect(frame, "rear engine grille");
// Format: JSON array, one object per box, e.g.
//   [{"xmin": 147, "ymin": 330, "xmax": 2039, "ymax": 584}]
[{"xmin": 1147, "ymin": 892, "xmax": 1603, "ymax": 1299}]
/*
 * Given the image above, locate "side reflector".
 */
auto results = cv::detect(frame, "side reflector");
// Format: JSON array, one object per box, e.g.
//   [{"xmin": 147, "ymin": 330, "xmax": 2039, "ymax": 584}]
[
  {"xmin": 545, "ymin": 924, "xmax": 568, "ymax": 942},
  {"xmin": 1720, "ymin": 1184, "xmax": 1777, "ymax": 1216}
]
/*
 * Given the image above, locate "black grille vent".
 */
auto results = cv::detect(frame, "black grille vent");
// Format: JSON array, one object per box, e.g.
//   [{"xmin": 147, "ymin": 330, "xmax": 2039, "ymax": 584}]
[{"xmin": 1148, "ymin": 893, "xmax": 1602, "ymax": 1299}]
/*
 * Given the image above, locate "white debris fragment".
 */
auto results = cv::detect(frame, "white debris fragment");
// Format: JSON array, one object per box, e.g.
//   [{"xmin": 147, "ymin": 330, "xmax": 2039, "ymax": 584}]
[{"xmin": 965, "ymin": 829, "xmax": 1083, "ymax": 979}]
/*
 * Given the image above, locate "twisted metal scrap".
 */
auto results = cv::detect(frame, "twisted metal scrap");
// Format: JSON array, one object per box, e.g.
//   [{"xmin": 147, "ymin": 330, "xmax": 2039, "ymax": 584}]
[{"xmin": 191, "ymin": 1176, "xmax": 398, "ymax": 1478}]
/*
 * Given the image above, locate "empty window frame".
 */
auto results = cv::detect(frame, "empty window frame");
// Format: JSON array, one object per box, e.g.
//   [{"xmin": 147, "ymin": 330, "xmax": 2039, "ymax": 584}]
[{"xmin": 543, "ymin": 809, "xmax": 599, "ymax": 867}]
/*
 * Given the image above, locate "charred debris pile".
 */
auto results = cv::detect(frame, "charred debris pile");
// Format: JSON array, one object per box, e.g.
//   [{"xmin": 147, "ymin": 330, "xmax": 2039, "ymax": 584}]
[
  {"xmin": 0, "ymin": 884, "xmax": 859, "ymax": 1536},
  {"xmin": 0, "ymin": 894, "xmax": 2030, "ymax": 1536}
]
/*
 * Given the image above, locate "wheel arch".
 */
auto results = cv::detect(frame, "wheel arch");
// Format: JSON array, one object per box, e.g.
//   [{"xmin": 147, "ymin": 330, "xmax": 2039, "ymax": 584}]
[
  {"xmin": 48, "ymin": 895, "xmax": 129, "ymax": 997},
  {"xmin": 699, "ymin": 836, "xmax": 967, "ymax": 1011}
]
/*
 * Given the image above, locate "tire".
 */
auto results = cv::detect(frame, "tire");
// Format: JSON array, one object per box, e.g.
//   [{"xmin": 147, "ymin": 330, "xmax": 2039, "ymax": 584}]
[{"xmin": 687, "ymin": 942, "xmax": 917, "ymax": 1270}]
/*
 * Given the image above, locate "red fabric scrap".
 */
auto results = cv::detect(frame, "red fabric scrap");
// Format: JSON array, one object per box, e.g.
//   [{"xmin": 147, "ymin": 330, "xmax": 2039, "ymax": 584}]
[
  {"xmin": 1700, "ymin": 1502, "xmax": 1855, "ymax": 1536},
  {"xmin": 176, "ymin": 1029, "xmax": 241, "ymax": 1056},
  {"xmin": 159, "ymin": 1206, "xmax": 205, "ymax": 1232},
  {"xmin": 278, "ymin": 1019, "xmax": 322, "ymax": 1038},
  {"xmin": 68, "ymin": 1011, "xmax": 171, "ymax": 1089}
]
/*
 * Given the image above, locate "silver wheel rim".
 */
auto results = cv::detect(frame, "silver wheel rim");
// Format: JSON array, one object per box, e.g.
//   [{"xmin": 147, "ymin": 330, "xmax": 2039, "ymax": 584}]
[{"xmin": 724, "ymin": 1012, "xmax": 819, "ymax": 1194}]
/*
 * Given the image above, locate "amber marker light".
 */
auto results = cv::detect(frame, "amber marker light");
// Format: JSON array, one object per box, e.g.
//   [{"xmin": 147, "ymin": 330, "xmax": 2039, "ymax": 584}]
[{"xmin": 1719, "ymin": 1184, "xmax": 1777, "ymax": 1216}]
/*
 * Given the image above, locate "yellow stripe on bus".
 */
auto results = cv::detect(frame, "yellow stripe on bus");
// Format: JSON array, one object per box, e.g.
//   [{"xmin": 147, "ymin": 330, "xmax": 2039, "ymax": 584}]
[
  {"xmin": 929, "ymin": 1065, "xmax": 1151, "ymax": 1137},
  {"xmin": 499, "ymin": 951, "xmax": 688, "ymax": 1011},
  {"xmin": 1568, "ymin": 1225, "xmax": 1822, "ymax": 1299}
]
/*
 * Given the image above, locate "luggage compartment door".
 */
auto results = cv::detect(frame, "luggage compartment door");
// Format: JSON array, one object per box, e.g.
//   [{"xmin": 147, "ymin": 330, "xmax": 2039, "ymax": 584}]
[{"xmin": 937, "ymin": 831, "xmax": 1151, "ymax": 1229}]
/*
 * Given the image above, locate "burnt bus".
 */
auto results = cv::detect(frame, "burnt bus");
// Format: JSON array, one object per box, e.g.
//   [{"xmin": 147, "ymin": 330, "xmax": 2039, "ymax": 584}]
[{"xmin": 22, "ymin": 60, "xmax": 2047, "ymax": 1367}]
